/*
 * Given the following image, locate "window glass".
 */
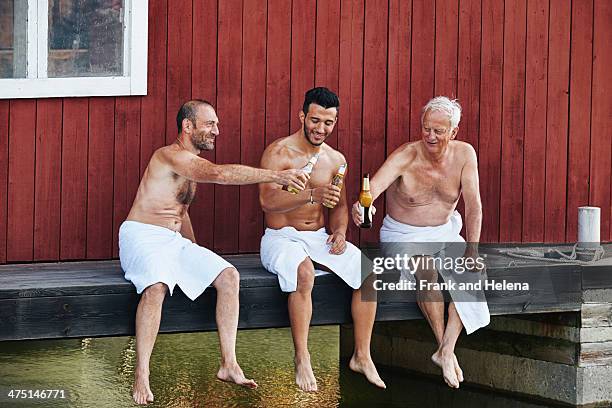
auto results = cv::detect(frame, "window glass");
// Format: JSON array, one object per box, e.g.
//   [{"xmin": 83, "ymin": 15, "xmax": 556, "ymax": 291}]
[
  {"xmin": 48, "ymin": 0, "xmax": 124, "ymax": 78},
  {"xmin": 0, "ymin": 0, "xmax": 27, "ymax": 78}
]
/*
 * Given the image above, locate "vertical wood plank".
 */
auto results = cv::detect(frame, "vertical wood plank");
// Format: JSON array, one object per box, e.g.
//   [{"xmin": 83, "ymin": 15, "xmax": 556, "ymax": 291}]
[
  {"xmin": 386, "ymin": 0, "xmax": 412, "ymax": 153},
  {"xmin": 479, "ymin": 0, "xmax": 504, "ymax": 243},
  {"xmin": 7, "ymin": 100, "xmax": 36, "ymax": 261},
  {"xmin": 410, "ymin": 0, "xmax": 435, "ymax": 142},
  {"xmin": 590, "ymin": 0, "xmax": 612, "ymax": 241},
  {"xmin": 337, "ymin": 0, "xmax": 365, "ymax": 246},
  {"xmin": 457, "ymin": 0, "xmax": 481, "ymax": 151},
  {"xmin": 60, "ymin": 99, "xmax": 88, "ymax": 260},
  {"xmin": 87, "ymin": 98, "xmax": 115, "ymax": 259},
  {"xmin": 265, "ymin": 0, "xmax": 292, "ymax": 146},
  {"xmin": 522, "ymin": 0, "xmax": 549, "ymax": 242},
  {"xmin": 290, "ymin": 0, "xmax": 316, "ymax": 130},
  {"xmin": 239, "ymin": 0, "xmax": 267, "ymax": 253},
  {"xmin": 0, "ymin": 101, "xmax": 9, "ymax": 264},
  {"xmin": 190, "ymin": 0, "xmax": 218, "ymax": 248},
  {"xmin": 544, "ymin": 0, "xmax": 571, "ymax": 243},
  {"xmin": 566, "ymin": 0, "xmax": 593, "ymax": 242},
  {"xmin": 434, "ymin": 0, "xmax": 459, "ymax": 97},
  {"xmin": 140, "ymin": 0, "xmax": 167, "ymax": 176},
  {"xmin": 315, "ymin": 0, "xmax": 341, "ymax": 149},
  {"xmin": 362, "ymin": 0, "xmax": 388, "ymax": 243},
  {"xmin": 113, "ymin": 98, "xmax": 141, "ymax": 257},
  {"xmin": 166, "ymin": 0, "xmax": 192, "ymax": 144},
  {"xmin": 499, "ymin": 0, "xmax": 527, "ymax": 242},
  {"xmin": 214, "ymin": 0, "xmax": 243, "ymax": 254},
  {"xmin": 34, "ymin": 99, "xmax": 62, "ymax": 261}
]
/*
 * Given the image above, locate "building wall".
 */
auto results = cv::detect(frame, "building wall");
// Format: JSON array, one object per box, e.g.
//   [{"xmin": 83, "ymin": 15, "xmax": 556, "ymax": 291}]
[{"xmin": 0, "ymin": 0, "xmax": 611, "ymax": 263}]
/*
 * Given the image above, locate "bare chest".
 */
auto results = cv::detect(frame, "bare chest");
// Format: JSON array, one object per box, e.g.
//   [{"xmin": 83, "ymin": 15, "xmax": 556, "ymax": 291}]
[{"xmin": 393, "ymin": 165, "xmax": 462, "ymax": 206}]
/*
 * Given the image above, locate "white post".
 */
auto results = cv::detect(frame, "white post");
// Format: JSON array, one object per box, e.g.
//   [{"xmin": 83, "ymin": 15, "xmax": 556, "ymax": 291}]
[{"xmin": 577, "ymin": 206, "xmax": 600, "ymax": 248}]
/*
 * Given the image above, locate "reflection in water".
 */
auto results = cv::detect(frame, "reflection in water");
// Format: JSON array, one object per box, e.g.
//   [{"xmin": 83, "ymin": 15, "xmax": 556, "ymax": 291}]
[{"xmin": 0, "ymin": 326, "xmax": 562, "ymax": 407}]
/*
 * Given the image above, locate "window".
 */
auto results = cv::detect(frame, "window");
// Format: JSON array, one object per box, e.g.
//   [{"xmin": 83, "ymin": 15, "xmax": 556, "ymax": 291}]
[{"xmin": 0, "ymin": 0, "xmax": 147, "ymax": 99}]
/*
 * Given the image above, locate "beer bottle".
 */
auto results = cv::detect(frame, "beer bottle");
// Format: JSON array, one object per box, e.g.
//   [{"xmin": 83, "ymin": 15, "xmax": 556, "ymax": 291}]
[
  {"xmin": 283, "ymin": 153, "xmax": 320, "ymax": 194},
  {"xmin": 359, "ymin": 173, "xmax": 373, "ymax": 228},
  {"xmin": 322, "ymin": 163, "xmax": 347, "ymax": 208}
]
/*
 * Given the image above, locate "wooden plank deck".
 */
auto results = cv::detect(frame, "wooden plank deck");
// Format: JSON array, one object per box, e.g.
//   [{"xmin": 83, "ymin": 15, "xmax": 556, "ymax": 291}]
[{"xmin": 0, "ymin": 245, "xmax": 610, "ymax": 341}]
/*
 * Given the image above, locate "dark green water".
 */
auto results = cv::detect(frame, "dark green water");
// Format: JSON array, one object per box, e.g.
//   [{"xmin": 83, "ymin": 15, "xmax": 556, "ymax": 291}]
[{"xmin": 0, "ymin": 326, "xmax": 562, "ymax": 407}]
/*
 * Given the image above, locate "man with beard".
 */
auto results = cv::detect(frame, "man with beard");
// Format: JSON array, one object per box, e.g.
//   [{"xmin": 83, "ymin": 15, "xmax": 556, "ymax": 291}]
[
  {"xmin": 120, "ymin": 100, "xmax": 308, "ymax": 405},
  {"xmin": 351, "ymin": 96, "xmax": 489, "ymax": 389},
  {"xmin": 259, "ymin": 87, "xmax": 385, "ymax": 392}
]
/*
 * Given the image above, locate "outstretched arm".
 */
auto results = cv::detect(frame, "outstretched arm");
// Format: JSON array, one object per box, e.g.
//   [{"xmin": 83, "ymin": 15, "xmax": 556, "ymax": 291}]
[
  {"xmin": 351, "ymin": 145, "xmax": 407, "ymax": 225},
  {"xmin": 167, "ymin": 149, "xmax": 307, "ymax": 190}
]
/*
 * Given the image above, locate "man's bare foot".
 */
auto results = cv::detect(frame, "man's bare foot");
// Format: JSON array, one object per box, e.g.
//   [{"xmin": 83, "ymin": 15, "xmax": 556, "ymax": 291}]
[
  {"xmin": 431, "ymin": 350, "xmax": 460, "ymax": 388},
  {"xmin": 133, "ymin": 368, "xmax": 154, "ymax": 405},
  {"xmin": 217, "ymin": 362, "xmax": 258, "ymax": 389},
  {"xmin": 349, "ymin": 354, "xmax": 386, "ymax": 389},
  {"xmin": 453, "ymin": 354, "xmax": 464, "ymax": 382},
  {"xmin": 295, "ymin": 355, "xmax": 318, "ymax": 392}
]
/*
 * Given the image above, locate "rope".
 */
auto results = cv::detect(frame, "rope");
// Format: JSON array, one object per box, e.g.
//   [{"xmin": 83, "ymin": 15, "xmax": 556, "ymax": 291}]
[{"xmin": 498, "ymin": 243, "xmax": 605, "ymax": 265}]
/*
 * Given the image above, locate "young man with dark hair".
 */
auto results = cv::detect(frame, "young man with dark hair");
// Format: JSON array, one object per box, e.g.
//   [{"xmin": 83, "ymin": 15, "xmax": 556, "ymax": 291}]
[{"xmin": 259, "ymin": 87, "xmax": 385, "ymax": 392}]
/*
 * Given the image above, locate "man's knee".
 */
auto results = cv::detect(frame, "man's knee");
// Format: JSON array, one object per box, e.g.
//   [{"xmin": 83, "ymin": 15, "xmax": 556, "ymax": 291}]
[
  {"xmin": 296, "ymin": 259, "xmax": 315, "ymax": 293},
  {"xmin": 415, "ymin": 266, "xmax": 438, "ymax": 283},
  {"xmin": 215, "ymin": 267, "xmax": 240, "ymax": 292},
  {"xmin": 142, "ymin": 282, "xmax": 168, "ymax": 303}
]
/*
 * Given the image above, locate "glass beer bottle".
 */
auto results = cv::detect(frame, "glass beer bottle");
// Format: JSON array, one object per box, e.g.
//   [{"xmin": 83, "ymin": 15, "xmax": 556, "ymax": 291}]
[
  {"xmin": 322, "ymin": 163, "xmax": 347, "ymax": 208},
  {"xmin": 283, "ymin": 153, "xmax": 320, "ymax": 194},
  {"xmin": 359, "ymin": 173, "xmax": 373, "ymax": 228}
]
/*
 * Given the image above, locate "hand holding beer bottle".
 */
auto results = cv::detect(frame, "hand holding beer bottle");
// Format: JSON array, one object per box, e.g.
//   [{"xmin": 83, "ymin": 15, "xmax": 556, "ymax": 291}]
[
  {"xmin": 351, "ymin": 174, "xmax": 377, "ymax": 227},
  {"xmin": 322, "ymin": 163, "xmax": 347, "ymax": 208},
  {"xmin": 283, "ymin": 153, "xmax": 320, "ymax": 194}
]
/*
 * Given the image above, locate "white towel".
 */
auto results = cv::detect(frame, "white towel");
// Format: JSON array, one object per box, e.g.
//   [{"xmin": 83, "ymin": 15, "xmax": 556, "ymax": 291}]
[
  {"xmin": 260, "ymin": 226, "xmax": 365, "ymax": 292},
  {"xmin": 379, "ymin": 211, "xmax": 490, "ymax": 334},
  {"xmin": 119, "ymin": 220, "xmax": 233, "ymax": 300}
]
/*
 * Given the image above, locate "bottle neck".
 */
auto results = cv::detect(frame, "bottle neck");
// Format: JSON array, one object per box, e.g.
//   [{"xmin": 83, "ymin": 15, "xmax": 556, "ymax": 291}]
[{"xmin": 361, "ymin": 177, "xmax": 370, "ymax": 191}]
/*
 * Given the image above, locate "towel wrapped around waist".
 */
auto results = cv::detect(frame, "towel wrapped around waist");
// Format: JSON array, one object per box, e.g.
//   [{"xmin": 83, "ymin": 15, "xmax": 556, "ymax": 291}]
[
  {"xmin": 380, "ymin": 211, "xmax": 490, "ymax": 334},
  {"xmin": 119, "ymin": 220, "xmax": 233, "ymax": 300},
  {"xmin": 260, "ymin": 226, "xmax": 366, "ymax": 292}
]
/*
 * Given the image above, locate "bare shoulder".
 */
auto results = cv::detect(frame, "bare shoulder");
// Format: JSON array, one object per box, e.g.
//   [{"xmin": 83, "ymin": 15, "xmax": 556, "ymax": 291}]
[
  {"xmin": 452, "ymin": 140, "xmax": 477, "ymax": 162},
  {"xmin": 388, "ymin": 141, "xmax": 419, "ymax": 163},
  {"xmin": 156, "ymin": 144, "xmax": 195, "ymax": 167},
  {"xmin": 321, "ymin": 144, "xmax": 346, "ymax": 166},
  {"xmin": 261, "ymin": 137, "xmax": 295, "ymax": 169}
]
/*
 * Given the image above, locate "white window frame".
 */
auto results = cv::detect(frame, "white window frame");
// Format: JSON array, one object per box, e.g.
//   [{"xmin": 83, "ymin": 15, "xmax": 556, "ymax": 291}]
[{"xmin": 0, "ymin": 0, "xmax": 148, "ymax": 99}]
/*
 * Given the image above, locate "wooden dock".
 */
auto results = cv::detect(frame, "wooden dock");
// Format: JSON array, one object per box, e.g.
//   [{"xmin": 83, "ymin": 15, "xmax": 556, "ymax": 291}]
[{"xmin": 0, "ymin": 245, "xmax": 610, "ymax": 341}]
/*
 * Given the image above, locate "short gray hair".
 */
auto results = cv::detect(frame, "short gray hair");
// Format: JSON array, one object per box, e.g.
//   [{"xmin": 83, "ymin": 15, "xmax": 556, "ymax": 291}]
[{"xmin": 421, "ymin": 96, "xmax": 462, "ymax": 130}]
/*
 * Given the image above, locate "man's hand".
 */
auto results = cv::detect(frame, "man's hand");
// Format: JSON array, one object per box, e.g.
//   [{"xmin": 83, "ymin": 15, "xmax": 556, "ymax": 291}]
[
  {"xmin": 275, "ymin": 169, "xmax": 309, "ymax": 191},
  {"xmin": 327, "ymin": 232, "xmax": 347, "ymax": 255},
  {"xmin": 312, "ymin": 184, "xmax": 341, "ymax": 207},
  {"xmin": 463, "ymin": 243, "xmax": 485, "ymax": 273},
  {"xmin": 351, "ymin": 201, "xmax": 377, "ymax": 226}
]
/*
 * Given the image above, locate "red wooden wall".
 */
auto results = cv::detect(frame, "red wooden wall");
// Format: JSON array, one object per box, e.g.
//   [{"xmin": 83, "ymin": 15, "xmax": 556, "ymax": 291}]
[{"xmin": 1, "ymin": 0, "xmax": 611, "ymax": 264}]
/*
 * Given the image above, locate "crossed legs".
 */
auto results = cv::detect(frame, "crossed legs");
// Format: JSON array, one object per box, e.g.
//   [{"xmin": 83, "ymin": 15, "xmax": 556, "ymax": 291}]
[
  {"xmin": 414, "ymin": 257, "xmax": 464, "ymax": 388},
  {"xmin": 131, "ymin": 267, "xmax": 256, "ymax": 405},
  {"xmin": 288, "ymin": 257, "xmax": 385, "ymax": 392}
]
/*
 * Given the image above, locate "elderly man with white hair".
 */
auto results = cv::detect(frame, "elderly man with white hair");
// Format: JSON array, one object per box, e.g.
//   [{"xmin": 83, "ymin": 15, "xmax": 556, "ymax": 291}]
[{"xmin": 352, "ymin": 96, "xmax": 490, "ymax": 389}]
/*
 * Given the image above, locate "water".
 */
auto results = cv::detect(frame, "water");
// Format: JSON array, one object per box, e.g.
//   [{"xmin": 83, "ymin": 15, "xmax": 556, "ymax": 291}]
[{"xmin": 0, "ymin": 326, "xmax": 563, "ymax": 407}]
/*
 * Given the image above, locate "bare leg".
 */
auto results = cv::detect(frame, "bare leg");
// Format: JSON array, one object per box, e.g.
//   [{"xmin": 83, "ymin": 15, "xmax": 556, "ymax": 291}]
[
  {"xmin": 431, "ymin": 302, "xmax": 464, "ymax": 384},
  {"xmin": 288, "ymin": 258, "xmax": 318, "ymax": 392},
  {"xmin": 349, "ymin": 273, "xmax": 386, "ymax": 389},
  {"xmin": 213, "ymin": 267, "xmax": 257, "ymax": 389},
  {"xmin": 414, "ymin": 258, "xmax": 445, "ymax": 344},
  {"xmin": 413, "ymin": 259, "xmax": 460, "ymax": 388},
  {"xmin": 133, "ymin": 282, "xmax": 167, "ymax": 405}
]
